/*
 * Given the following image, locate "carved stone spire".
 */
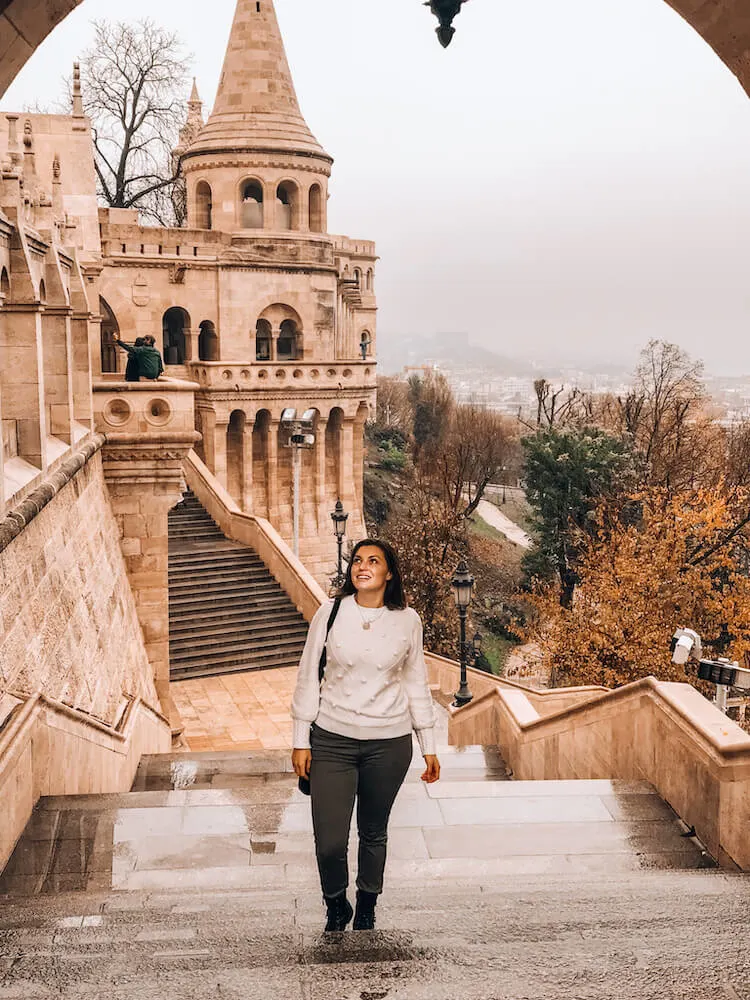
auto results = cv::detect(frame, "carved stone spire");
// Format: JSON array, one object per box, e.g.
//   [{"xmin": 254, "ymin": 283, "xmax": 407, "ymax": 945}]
[{"xmin": 188, "ymin": 0, "xmax": 328, "ymax": 159}]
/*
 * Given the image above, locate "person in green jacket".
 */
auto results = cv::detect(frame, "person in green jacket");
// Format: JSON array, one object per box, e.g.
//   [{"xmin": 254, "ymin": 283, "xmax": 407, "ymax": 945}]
[{"xmin": 112, "ymin": 333, "xmax": 165, "ymax": 381}]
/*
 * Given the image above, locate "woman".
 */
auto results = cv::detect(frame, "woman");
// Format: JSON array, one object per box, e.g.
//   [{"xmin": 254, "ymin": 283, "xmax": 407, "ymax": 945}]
[{"xmin": 291, "ymin": 539, "xmax": 441, "ymax": 933}]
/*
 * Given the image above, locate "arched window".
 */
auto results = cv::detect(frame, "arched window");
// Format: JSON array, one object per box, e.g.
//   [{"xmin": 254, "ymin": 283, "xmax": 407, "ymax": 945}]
[
  {"xmin": 309, "ymin": 183, "xmax": 323, "ymax": 232},
  {"xmin": 276, "ymin": 181, "xmax": 298, "ymax": 231},
  {"xmin": 354, "ymin": 268, "xmax": 362, "ymax": 288},
  {"xmin": 0, "ymin": 268, "xmax": 9, "ymax": 300},
  {"xmin": 198, "ymin": 320, "xmax": 219, "ymax": 361},
  {"xmin": 366, "ymin": 268, "xmax": 373, "ymax": 292},
  {"xmin": 277, "ymin": 319, "xmax": 299, "ymax": 361},
  {"xmin": 195, "ymin": 181, "xmax": 212, "ymax": 230},
  {"xmin": 241, "ymin": 180, "xmax": 264, "ymax": 229},
  {"xmin": 38, "ymin": 279, "xmax": 46, "ymax": 304},
  {"xmin": 100, "ymin": 296, "xmax": 119, "ymax": 373},
  {"xmin": 162, "ymin": 307, "xmax": 190, "ymax": 364},
  {"xmin": 256, "ymin": 319, "xmax": 272, "ymax": 361}
]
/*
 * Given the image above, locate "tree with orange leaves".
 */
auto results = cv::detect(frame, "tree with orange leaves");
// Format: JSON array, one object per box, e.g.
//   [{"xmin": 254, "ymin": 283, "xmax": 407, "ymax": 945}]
[{"xmin": 526, "ymin": 485, "xmax": 750, "ymax": 689}]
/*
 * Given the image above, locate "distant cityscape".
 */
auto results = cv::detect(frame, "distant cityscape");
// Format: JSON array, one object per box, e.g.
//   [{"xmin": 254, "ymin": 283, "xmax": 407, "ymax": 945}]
[{"xmin": 380, "ymin": 331, "xmax": 750, "ymax": 425}]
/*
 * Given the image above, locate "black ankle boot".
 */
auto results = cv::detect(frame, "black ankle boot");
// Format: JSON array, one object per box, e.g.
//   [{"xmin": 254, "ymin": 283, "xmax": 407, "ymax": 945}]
[
  {"xmin": 324, "ymin": 893, "xmax": 353, "ymax": 932},
  {"xmin": 353, "ymin": 890, "xmax": 378, "ymax": 931}
]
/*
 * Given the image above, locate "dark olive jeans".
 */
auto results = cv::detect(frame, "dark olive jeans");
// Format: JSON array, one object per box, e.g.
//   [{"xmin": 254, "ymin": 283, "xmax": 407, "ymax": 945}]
[{"xmin": 309, "ymin": 723, "xmax": 413, "ymax": 898}]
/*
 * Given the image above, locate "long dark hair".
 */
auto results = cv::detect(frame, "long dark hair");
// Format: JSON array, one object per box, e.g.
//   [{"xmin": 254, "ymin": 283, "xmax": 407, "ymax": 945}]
[{"xmin": 339, "ymin": 538, "xmax": 406, "ymax": 610}]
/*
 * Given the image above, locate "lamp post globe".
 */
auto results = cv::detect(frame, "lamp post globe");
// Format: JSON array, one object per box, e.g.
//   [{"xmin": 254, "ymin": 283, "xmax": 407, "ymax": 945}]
[{"xmin": 451, "ymin": 559, "xmax": 475, "ymax": 707}]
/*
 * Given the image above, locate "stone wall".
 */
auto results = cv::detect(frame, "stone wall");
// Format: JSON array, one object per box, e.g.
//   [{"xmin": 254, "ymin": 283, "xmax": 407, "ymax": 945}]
[{"xmin": 0, "ymin": 440, "xmax": 160, "ymax": 724}]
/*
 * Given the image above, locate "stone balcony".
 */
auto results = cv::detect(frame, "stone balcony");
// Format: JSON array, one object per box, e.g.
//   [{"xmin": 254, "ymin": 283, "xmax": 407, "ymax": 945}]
[
  {"xmin": 186, "ymin": 360, "xmax": 377, "ymax": 395},
  {"xmin": 93, "ymin": 377, "xmax": 199, "ymax": 441}
]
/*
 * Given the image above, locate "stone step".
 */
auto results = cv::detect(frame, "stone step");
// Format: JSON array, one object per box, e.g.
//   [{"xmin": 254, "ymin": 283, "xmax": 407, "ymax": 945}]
[
  {"xmin": 169, "ymin": 624, "xmax": 308, "ymax": 653},
  {"xmin": 170, "ymin": 653, "xmax": 302, "ymax": 679},
  {"xmin": 168, "ymin": 570, "xmax": 277, "ymax": 592},
  {"xmin": 168, "ymin": 491, "xmax": 309, "ymax": 681},
  {"xmin": 170, "ymin": 633, "xmax": 306, "ymax": 665},
  {"xmin": 170, "ymin": 610, "xmax": 303, "ymax": 638},
  {"xmin": 168, "ymin": 585, "xmax": 285, "ymax": 609},
  {"xmin": 169, "ymin": 604, "xmax": 301, "ymax": 630},
  {"xmin": 169, "ymin": 596, "xmax": 293, "ymax": 620},
  {"xmin": 168, "ymin": 553, "xmax": 265, "ymax": 571}
]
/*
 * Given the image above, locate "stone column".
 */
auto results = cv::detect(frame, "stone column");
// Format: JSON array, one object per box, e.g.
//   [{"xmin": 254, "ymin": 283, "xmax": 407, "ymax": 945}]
[
  {"xmin": 315, "ymin": 417, "xmax": 327, "ymax": 532},
  {"xmin": 214, "ymin": 417, "xmax": 229, "ymax": 489},
  {"xmin": 94, "ymin": 379, "xmax": 199, "ymax": 730},
  {"xmin": 241, "ymin": 419, "xmax": 253, "ymax": 512},
  {"xmin": 340, "ymin": 418, "xmax": 355, "ymax": 508},
  {"xmin": 0, "ymin": 306, "xmax": 47, "ymax": 469},
  {"xmin": 201, "ymin": 408, "xmax": 217, "ymax": 473},
  {"xmin": 266, "ymin": 418, "xmax": 279, "ymax": 518}
]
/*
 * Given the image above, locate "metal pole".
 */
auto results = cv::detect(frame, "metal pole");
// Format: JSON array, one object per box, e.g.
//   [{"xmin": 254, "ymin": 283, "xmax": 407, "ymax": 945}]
[
  {"xmin": 292, "ymin": 441, "xmax": 300, "ymax": 558},
  {"xmin": 453, "ymin": 606, "xmax": 473, "ymax": 707},
  {"xmin": 336, "ymin": 535, "xmax": 343, "ymax": 587},
  {"xmin": 715, "ymin": 684, "xmax": 729, "ymax": 715}
]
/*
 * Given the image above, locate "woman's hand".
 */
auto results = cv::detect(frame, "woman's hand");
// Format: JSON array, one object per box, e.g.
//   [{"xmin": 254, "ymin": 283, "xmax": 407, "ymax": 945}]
[
  {"xmin": 292, "ymin": 748, "xmax": 312, "ymax": 779},
  {"xmin": 421, "ymin": 754, "xmax": 441, "ymax": 784}
]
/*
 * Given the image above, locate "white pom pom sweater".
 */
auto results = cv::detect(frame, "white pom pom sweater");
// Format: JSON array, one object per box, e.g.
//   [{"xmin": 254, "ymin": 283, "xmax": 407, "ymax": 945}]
[{"xmin": 290, "ymin": 595, "xmax": 437, "ymax": 756}]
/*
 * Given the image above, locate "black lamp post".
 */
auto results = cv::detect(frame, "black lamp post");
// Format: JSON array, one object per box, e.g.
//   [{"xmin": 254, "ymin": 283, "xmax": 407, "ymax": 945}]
[
  {"xmin": 331, "ymin": 499, "xmax": 349, "ymax": 589},
  {"xmin": 451, "ymin": 559, "xmax": 475, "ymax": 707},
  {"xmin": 424, "ymin": 0, "xmax": 469, "ymax": 48}
]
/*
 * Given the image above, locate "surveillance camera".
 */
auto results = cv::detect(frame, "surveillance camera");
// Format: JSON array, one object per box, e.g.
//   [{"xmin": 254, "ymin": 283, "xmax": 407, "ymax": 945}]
[{"xmin": 670, "ymin": 627, "xmax": 702, "ymax": 666}]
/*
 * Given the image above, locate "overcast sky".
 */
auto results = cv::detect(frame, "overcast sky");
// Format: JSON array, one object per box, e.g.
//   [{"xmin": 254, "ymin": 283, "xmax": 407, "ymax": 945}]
[{"xmin": 4, "ymin": 0, "xmax": 750, "ymax": 373}]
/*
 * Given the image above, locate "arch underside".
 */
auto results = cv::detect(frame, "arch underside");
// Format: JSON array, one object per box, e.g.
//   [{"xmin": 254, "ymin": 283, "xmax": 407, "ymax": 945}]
[{"xmin": 4, "ymin": 1, "xmax": 750, "ymax": 101}]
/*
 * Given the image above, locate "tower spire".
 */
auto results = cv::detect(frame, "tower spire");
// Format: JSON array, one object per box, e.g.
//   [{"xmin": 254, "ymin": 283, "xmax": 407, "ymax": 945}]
[{"xmin": 189, "ymin": 0, "xmax": 328, "ymax": 159}]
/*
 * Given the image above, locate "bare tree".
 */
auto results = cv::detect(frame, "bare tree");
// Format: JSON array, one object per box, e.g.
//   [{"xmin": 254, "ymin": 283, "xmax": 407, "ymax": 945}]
[
  {"xmin": 79, "ymin": 20, "xmax": 191, "ymax": 226},
  {"xmin": 524, "ymin": 378, "xmax": 587, "ymax": 430},
  {"xmin": 437, "ymin": 406, "xmax": 515, "ymax": 518}
]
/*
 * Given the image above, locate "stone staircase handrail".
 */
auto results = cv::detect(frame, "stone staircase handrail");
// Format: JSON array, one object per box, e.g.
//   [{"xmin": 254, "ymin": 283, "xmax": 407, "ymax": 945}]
[
  {"xmin": 184, "ymin": 450, "xmax": 327, "ymax": 622},
  {"xmin": 432, "ymin": 655, "xmax": 750, "ymax": 869},
  {"xmin": 0, "ymin": 690, "xmax": 170, "ymax": 871}
]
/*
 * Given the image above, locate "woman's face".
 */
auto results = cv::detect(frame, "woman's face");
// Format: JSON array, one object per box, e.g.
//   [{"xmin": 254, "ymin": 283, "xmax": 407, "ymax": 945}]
[{"xmin": 351, "ymin": 545, "xmax": 392, "ymax": 597}]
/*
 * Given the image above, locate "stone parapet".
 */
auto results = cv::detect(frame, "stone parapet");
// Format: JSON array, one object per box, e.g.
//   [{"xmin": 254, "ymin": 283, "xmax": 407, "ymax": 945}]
[
  {"xmin": 0, "ymin": 691, "xmax": 169, "ymax": 872},
  {"xmin": 429, "ymin": 658, "xmax": 750, "ymax": 871},
  {"xmin": 188, "ymin": 360, "xmax": 376, "ymax": 398},
  {"xmin": 93, "ymin": 378, "xmax": 200, "ymax": 723}
]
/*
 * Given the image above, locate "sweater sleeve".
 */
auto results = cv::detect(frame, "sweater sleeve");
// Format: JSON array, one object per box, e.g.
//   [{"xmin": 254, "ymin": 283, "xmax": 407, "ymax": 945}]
[
  {"xmin": 403, "ymin": 611, "xmax": 437, "ymax": 757},
  {"xmin": 290, "ymin": 601, "xmax": 334, "ymax": 749}
]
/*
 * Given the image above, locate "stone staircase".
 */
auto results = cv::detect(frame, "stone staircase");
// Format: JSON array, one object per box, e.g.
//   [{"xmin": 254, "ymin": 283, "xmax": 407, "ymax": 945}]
[
  {"xmin": 1, "ymin": 741, "xmax": 743, "ymax": 999},
  {"xmin": 168, "ymin": 491, "xmax": 308, "ymax": 680}
]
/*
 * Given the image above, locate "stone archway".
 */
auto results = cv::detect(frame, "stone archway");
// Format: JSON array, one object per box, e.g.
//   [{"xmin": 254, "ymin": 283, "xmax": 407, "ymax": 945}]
[{"xmin": 6, "ymin": 2, "xmax": 750, "ymax": 104}]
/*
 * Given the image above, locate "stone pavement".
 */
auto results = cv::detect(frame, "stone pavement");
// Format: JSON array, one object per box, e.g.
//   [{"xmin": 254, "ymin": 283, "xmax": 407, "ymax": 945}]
[
  {"xmin": 0, "ymin": 740, "xmax": 733, "ymax": 999},
  {"xmin": 171, "ymin": 667, "xmax": 298, "ymax": 751}
]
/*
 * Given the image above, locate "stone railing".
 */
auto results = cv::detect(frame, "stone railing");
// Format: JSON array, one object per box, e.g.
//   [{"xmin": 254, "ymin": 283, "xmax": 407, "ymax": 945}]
[
  {"xmin": 187, "ymin": 361, "xmax": 376, "ymax": 394},
  {"xmin": 0, "ymin": 691, "xmax": 170, "ymax": 871},
  {"xmin": 93, "ymin": 376, "xmax": 199, "ymax": 440},
  {"xmin": 428, "ymin": 656, "xmax": 750, "ymax": 870},
  {"xmin": 184, "ymin": 450, "xmax": 326, "ymax": 622}
]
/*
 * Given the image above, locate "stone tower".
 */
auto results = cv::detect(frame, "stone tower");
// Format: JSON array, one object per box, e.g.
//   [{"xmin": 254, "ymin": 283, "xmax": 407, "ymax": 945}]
[
  {"xmin": 97, "ymin": 0, "xmax": 378, "ymax": 585},
  {"xmin": 181, "ymin": 0, "xmax": 332, "ymax": 235}
]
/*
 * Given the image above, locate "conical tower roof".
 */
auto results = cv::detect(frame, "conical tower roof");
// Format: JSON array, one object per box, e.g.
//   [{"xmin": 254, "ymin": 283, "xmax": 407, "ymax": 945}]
[{"xmin": 187, "ymin": 0, "xmax": 330, "ymax": 161}]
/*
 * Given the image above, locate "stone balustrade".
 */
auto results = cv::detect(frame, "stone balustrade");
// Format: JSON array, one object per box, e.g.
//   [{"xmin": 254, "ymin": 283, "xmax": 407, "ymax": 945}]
[
  {"xmin": 187, "ymin": 360, "xmax": 376, "ymax": 393},
  {"xmin": 93, "ymin": 377, "xmax": 199, "ymax": 440}
]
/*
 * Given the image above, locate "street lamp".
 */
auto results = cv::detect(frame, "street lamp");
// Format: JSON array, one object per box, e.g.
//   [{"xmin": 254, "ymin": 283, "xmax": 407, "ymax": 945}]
[
  {"xmin": 451, "ymin": 559, "xmax": 475, "ymax": 707},
  {"xmin": 281, "ymin": 407, "xmax": 316, "ymax": 558},
  {"xmin": 424, "ymin": 0, "xmax": 469, "ymax": 48},
  {"xmin": 330, "ymin": 498, "xmax": 349, "ymax": 589}
]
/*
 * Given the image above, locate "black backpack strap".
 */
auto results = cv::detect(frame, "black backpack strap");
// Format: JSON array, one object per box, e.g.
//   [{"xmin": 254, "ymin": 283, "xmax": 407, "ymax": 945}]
[{"xmin": 318, "ymin": 598, "xmax": 342, "ymax": 683}]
